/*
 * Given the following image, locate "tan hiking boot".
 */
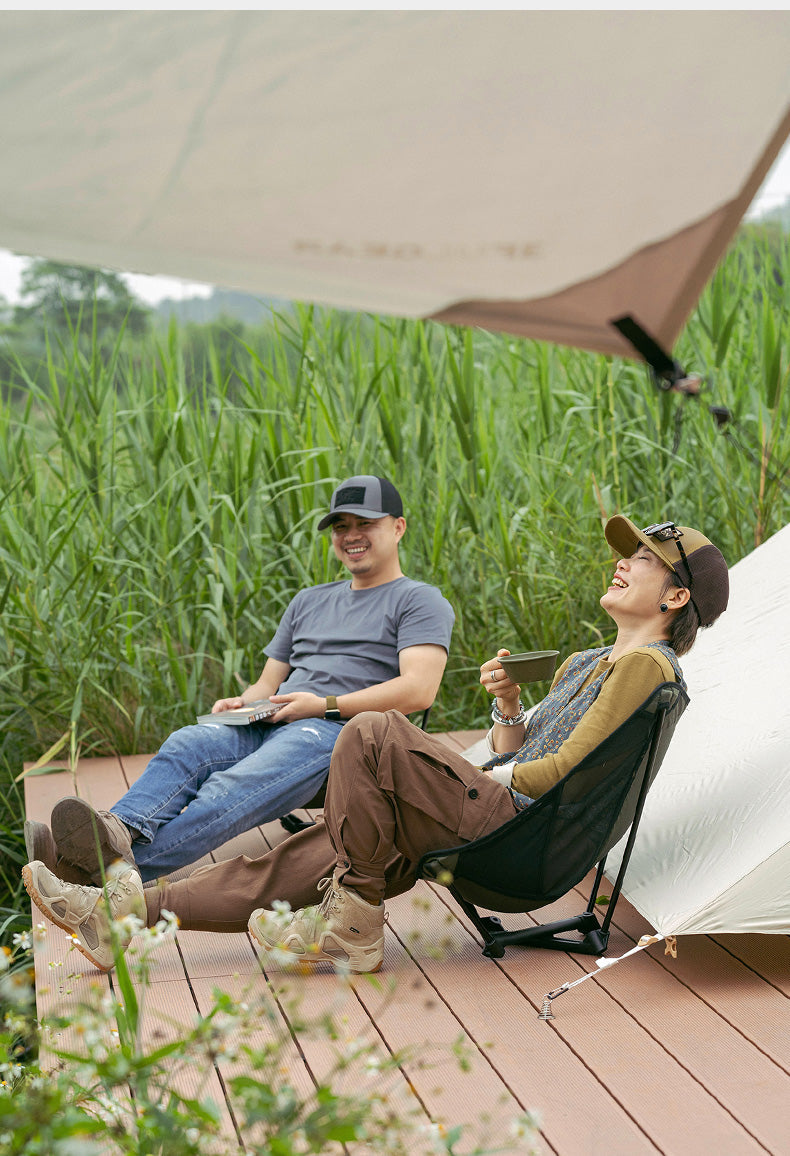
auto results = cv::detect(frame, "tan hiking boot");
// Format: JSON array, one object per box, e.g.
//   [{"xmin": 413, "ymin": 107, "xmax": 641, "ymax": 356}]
[
  {"xmin": 22, "ymin": 860, "xmax": 144, "ymax": 973},
  {"xmin": 51, "ymin": 797, "xmax": 136, "ymax": 883},
  {"xmin": 248, "ymin": 870, "xmax": 385, "ymax": 973}
]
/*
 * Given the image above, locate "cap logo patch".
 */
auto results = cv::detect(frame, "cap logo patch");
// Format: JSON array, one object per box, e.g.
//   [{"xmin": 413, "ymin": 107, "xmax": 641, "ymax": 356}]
[{"xmin": 334, "ymin": 486, "xmax": 367, "ymax": 506}]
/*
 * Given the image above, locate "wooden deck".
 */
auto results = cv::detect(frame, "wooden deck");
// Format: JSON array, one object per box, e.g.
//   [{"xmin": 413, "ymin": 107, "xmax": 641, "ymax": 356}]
[{"xmin": 24, "ymin": 734, "xmax": 790, "ymax": 1155}]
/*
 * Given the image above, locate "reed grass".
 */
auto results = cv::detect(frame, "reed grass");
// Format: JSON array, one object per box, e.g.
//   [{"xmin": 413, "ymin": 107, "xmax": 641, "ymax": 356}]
[{"xmin": 1, "ymin": 225, "xmax": 788, "ymax": 924}]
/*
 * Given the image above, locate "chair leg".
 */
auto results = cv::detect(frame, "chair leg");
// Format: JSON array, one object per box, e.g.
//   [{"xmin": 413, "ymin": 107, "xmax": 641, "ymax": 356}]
[
  {"xmin": 280, "ymin": 813, "xmax": 315, "ymax": 835},
  {"xmin": 489, "ymin": 913, "xmax": 609, "ymax": 956},
  {"xmin": 451, "ymin": 888, "xmax": 610, "ymax": 958}
]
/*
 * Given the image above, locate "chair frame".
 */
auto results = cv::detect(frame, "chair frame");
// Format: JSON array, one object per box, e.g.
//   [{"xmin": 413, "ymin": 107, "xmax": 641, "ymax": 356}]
[{"xmin": 418, "ymin": 683, "xmax": 686, "ymax": 959}]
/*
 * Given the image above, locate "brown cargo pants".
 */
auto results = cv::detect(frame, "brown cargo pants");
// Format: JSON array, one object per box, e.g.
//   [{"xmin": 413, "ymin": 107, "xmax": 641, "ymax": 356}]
[{"xmin": 146, "ymin": 710, "xmax": 518, "ymax": 932}]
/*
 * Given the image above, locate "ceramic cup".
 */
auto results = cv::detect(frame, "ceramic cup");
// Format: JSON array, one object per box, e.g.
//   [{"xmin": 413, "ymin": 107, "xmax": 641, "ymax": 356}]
[{"xmin": 498, "ymin": 650, "xmax": 560, "ymax": 684}]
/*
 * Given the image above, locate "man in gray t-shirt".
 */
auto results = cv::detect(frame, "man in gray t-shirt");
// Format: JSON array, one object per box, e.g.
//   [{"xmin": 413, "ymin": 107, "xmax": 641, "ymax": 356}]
[{"xmin": 36, "ymin": 476, "xmax": 455, "ymax": 884}]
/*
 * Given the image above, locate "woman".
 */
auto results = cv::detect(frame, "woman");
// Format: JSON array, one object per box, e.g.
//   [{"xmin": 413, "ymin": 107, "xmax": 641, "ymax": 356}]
[{"xmin": 23, "ymin": 516, "xmax": 729, "ymax": 974}]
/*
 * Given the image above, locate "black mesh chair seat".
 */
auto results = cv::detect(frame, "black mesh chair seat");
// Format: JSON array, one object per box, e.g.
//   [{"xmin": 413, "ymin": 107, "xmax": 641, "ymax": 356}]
[{"xmin": 417, "ymin": 682, "xmax": 688, "ymax": 958}]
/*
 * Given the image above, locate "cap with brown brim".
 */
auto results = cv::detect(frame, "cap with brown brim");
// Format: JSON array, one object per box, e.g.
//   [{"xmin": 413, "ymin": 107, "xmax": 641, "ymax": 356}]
[{"xmin": 604, "ymin": 515, "xmax": 729, "ymax": 628}]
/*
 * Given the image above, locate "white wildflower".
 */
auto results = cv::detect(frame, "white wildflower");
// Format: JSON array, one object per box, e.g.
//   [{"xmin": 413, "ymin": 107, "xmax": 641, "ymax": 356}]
[
  {"xmin": 509, "ymin": 1110, "xmax": 542, "ymax": 1140},
  {"xmin": 114, "ymin": 912, "xmax": 145, "ymax": 939}
]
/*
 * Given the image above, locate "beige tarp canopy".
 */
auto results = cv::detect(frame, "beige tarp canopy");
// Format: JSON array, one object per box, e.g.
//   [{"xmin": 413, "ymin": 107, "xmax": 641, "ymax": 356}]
[{"xmin": 1, "ymin": 10, "xmax": 789, "ymax": 356}]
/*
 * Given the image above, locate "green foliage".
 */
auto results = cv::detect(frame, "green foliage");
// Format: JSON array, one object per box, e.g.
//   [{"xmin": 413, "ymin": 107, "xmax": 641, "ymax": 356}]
[
  {"xmin": 0, "ymin": 226, "xmax": 788, "ymax": 929},
  {"xmin": 0, "ymin": 260, "xmax": 151, "ymax": 395},
  {"xmin": 0, "ymin": 925, "xmax": 541, "ymax": 1154},
  {"xmin": 15, "ymin": 260, "xmax": 150, "ymax": 339}
]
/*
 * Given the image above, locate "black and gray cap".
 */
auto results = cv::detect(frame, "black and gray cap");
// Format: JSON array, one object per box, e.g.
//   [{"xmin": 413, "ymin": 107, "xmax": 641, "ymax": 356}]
[{"xmin": 317, "ymin": 475, "xmax": 404, "ymax": 531}]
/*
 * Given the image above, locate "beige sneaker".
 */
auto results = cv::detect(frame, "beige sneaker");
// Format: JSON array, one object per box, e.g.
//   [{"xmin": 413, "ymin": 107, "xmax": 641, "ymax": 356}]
[
  {"xmin": 51, "ymin": 797, "xmax": 136, "ymax": 883},
  {"xmin": 248, "ymin": 871, "xmax": 385, "ymax": 973},
  {"xmin": 22, "ymin": 860, "xmax": 144, "ymax": 972}
]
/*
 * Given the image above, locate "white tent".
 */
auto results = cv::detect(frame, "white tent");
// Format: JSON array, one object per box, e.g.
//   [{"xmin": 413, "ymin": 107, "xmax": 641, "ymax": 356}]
[
  {"xmin": 1, "ymin": 10, "xmax": 789, "ymax": 357},
  {"xmin": 606, "ymin": 522, "xmax": 790, "ymax": 936}
]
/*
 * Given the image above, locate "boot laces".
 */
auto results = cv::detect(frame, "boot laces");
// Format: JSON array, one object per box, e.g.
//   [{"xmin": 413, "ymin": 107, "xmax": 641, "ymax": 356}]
[
  {"xmin": 63, "ymin": 880, "xmax": 98, "ymax": 904},
  {"xmin": 316, "ymin": 876, "xmax": 343, "ymax": 919}
]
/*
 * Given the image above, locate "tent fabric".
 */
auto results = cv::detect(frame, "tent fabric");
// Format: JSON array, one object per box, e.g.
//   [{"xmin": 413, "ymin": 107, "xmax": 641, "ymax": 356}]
[
  {"xmin": 604, "ymin": 523, "xmax": 790, "ymax": 936},
  {"xmin": 1, "ymin": 11, "xmax": 789, "ymax": 356}
]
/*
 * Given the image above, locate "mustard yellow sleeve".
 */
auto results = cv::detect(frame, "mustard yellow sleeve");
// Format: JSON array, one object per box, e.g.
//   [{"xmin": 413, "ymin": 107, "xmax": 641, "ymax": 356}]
[{"xmin": 510, "ymin": 650, "xmax": 676, "ymax": 798}]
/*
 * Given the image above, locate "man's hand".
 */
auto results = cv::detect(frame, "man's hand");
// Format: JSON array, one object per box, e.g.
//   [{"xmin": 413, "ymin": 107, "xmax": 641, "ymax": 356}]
[
  {"xmin": 267, "ymin": 692, "xmax": 328, "ymax": 722},
  {"xmin": 211, "ymin": 696, "xmax": 246, "ymax": 714}
]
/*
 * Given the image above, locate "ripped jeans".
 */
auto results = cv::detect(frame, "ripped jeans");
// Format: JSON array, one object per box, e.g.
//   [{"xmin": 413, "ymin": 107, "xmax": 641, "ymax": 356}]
[{"xmin": 111, "ymin": 719, "xmax": 342, "ymax": 881}]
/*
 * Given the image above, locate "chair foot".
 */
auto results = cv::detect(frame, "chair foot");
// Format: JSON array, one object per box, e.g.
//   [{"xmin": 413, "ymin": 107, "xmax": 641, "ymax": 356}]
[{"xmin": 280, "ymin": 813, "xmax": 315, "ymax": 835}]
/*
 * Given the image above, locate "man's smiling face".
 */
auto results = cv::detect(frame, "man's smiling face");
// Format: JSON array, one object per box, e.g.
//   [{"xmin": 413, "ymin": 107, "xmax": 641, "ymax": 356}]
[{"xmin": 330, "ymin": 513, "xmax": 405, "ymax": 587}]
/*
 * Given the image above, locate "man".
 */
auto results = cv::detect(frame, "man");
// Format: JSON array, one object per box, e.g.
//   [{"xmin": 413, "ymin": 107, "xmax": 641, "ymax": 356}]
[{"xmin": 25, "ymin": 475, "xmax": 454, "ymax": 883}]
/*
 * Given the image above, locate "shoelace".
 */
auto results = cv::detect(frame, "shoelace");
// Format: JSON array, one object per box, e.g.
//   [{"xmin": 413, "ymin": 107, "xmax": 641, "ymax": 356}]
[
  {"xmin": 63, "ymin": 881, "xmax": 97, "ymax": 904},
  {"xmin": 315, "ymin": 877, "xmax": 343, "ymax": 918}
]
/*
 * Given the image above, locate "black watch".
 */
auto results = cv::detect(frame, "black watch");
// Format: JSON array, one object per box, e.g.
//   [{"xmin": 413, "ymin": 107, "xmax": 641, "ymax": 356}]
[{"xmin": 324, "ymin": 694, "xmax": 342, "ymax": 721}]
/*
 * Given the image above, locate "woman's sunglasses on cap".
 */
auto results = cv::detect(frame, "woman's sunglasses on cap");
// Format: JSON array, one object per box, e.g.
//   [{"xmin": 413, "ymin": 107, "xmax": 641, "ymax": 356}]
[{"xmin": 642, "ymin": 522, "xmax": 694, "ymax": 587}]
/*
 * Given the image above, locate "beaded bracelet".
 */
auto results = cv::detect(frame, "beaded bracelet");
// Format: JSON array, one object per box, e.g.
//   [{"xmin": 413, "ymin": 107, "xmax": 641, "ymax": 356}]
[{"xmin": 491, "ymin": 700, "xmax": 527, "ymax": 726}]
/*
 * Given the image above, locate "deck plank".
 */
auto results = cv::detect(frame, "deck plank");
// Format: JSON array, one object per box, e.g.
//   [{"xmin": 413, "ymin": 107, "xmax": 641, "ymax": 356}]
[
  {"xmin": 592, "ymin": 883, "xmax": 790, "ymax": 1073},
  {"xmin": 22, "ymin": 742, "xmax": 790, "ymax": 1155}
]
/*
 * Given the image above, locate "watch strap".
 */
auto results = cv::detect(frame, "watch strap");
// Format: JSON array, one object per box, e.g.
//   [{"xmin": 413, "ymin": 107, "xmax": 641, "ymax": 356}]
[{"xmin": 324, "ymin": 694, "xmax": 341, "ymax": 720}]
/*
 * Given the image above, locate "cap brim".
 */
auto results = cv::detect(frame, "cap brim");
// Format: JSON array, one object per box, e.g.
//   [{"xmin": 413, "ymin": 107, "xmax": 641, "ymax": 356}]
[
  {"xmin": 317, "ymin": 507, "xmax": 390, "ymax": 531},
  {"xmin": 604, "ymin": 515, "xmax": 678, "ymax": 573}
]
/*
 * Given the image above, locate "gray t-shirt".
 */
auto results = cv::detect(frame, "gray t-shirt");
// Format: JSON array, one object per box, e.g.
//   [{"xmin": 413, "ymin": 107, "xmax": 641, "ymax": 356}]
[{"xmin": 263, "ymin": 577, "xmax": 455, "ymax": 697}]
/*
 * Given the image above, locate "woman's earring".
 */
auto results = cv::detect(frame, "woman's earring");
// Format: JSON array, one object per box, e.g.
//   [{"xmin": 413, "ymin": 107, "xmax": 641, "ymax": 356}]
[{"xmin": 659, "ymin": 603, "xmax": 669, "ymax": 613}]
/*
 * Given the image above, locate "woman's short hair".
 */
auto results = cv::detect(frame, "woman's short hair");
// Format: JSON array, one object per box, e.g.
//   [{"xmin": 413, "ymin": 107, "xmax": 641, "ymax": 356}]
[{"xmin": 662, "ymin": 569, "xmax": 700, "ymax": 656}]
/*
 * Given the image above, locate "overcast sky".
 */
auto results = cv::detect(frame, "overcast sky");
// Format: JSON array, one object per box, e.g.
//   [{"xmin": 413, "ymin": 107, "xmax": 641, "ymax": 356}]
[{"xmin": 2, "ymin": 138, "xmax": 789, "ymax": 308}]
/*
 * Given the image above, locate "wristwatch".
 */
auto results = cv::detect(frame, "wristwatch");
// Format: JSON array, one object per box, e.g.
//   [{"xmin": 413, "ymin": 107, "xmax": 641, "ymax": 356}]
[{"xmin": 324, "ymin": 695, "xmax": 342, "ymax": 721}]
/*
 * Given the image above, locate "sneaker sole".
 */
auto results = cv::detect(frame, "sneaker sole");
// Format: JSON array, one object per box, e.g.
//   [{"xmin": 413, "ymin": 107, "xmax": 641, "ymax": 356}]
[
  {"xmin": 21, "ymin": 864, "xmax": 113, "ymax": 973},
  {"xmin": 51, "ymin": 797, "xmax": 133, "ymax": 879},
  {"xmin": 247, "ymin": 921, "xmax": 383, "ymax": 974}
]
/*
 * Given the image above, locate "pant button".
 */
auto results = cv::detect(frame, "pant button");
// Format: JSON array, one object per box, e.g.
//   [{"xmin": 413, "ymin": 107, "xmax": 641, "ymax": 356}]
[{"xmin": 467, "ymin": 787, "xmax": 479, "ymax": 799}]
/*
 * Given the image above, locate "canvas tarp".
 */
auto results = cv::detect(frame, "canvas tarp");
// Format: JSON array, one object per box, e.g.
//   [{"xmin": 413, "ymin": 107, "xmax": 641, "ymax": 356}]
[
  {"xmin": 604, "ymin": 522, "xmax": 790, "ymax": 936},
  {"xmin": 1, "ymin": 10, "xmax": 789, "ymax": 357}
]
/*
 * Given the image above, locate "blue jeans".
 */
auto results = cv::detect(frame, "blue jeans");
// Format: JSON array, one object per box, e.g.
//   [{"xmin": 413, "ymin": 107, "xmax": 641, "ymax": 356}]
[{"xmin": 112, "ymin": 719, "xmax": 343, "ymax": 882}]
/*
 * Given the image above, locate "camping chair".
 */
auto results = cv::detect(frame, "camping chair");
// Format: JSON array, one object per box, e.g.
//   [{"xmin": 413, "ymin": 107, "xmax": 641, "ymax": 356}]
[
  {"xmin": 417, "ymin": 682, "xmax": 688, "ymax": 959},
  {"xmin": 280, "ymin": 705, "xmax": 433, "ymax": 834}
]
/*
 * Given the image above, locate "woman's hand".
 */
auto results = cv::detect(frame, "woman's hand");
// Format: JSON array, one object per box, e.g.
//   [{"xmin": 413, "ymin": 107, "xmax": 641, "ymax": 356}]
[{"xmin": 479, "ymin": 648, "xmax": 521, "ymax": 713}]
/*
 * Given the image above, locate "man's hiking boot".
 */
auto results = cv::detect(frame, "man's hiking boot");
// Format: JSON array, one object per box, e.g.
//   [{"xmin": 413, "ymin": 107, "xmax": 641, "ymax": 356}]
[
  {"xmin": 248, "ymin": 869, "xmax": 385, "ymax": 973},
  {"xmin": 51, "ymin": 797, "xmax": 136, "ymax": 884},
  {"xmin": 22, "ymin": 860, "xmax": 144, "ymax": 972},
  {"xmin": 23, "ymin": 819, "xmax": 93, "ymax": 885},
  {"xmin": 24, "ymin": 820, "xmax": 58, "ymax": 873}
]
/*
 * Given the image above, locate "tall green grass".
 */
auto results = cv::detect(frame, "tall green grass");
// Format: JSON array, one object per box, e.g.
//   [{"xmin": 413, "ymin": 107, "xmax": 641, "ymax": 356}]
[{"xmin": 1, "ymin": 226, "xmax": 788, "ymax": 925}]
